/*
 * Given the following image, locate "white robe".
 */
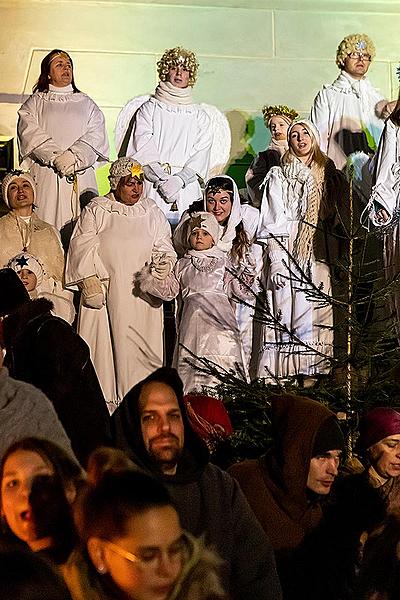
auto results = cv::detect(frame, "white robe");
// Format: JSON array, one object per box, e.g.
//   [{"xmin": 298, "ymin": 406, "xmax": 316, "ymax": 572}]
[
  {"xmin": 257, "ymin": 165, "xmax": 333, "ymax": 380},
  {"xmin": 368, "ymin": 117, "xmax": 400, "ymax": 336},
  {"xmin": 128, "ymin": 97, "xmax": 212, "ymax": 222},
  {"xmin": 140, "ymin": 247, "xmax": 251, "ymax": 393},
  {"xmin": 18, "ymin": 87, "xmax": 109, "ymax": 231},
  {"xmin": 310, "ymin": 72, "xmax": 385, "ymax": 170},
  {"xmin": 65, "ymin": 194, "xmax": 176, "ymax": 412}
]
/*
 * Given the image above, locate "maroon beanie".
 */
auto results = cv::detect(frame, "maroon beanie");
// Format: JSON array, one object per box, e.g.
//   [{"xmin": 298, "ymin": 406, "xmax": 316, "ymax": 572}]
[{"xmin": 358, "ymin": 407, "xmax": 400, "ymax": 452}]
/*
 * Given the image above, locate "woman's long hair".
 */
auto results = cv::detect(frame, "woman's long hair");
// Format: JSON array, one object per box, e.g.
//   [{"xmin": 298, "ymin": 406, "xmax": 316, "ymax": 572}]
[{"xmin": 33, "ymin": 49, "xmax": 80, "ymax": 93}]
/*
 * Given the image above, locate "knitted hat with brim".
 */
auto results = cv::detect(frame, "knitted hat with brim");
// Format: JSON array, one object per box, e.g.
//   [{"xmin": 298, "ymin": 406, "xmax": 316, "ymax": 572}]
[
  {"xmin": 1, "ymin": 171, "xmax": 36, "ymax": 207},
  {"xmin": 0, "ymin": 268, "xmax": 30, "ymax": 317}
]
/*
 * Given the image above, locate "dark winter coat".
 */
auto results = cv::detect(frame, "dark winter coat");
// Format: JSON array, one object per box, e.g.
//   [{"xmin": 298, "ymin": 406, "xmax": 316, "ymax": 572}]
[
  {"xmin": 228, "ymin": 394, "xmax": 338, "ymax": 598},
  {"xmin": 2, "ymin": 298, "xmax": 111, "ymax": 465},
  {"xmin": 111, "ymin": 367, "xmax": 282, "ymax": 600}
]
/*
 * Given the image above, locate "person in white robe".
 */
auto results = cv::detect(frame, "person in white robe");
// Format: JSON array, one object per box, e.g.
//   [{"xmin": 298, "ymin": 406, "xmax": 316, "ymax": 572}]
[
  {"xmin": 257, "ymin": 120, "xmax": 337, "ymax": 382},
  {"xmin": 122, "ymin": 47, "xmax": 212, "ymax": 224},
  {"xmin": 139, "ymin": 212, "xmax": 254, "ymax": 393},
  {"xmin": 65, "ymin": 157, "xmax": 176, "ymax": 413},
  {"xmin": 173, "ymin": 175, "xmax": 262, "ymax": 370},
  {"xmin": 18, "ymin": 49, "xmax": 109, "ymax": 234},
  {"xmin": 0, "ymin": 170, "xmax": 73, "ymax": 316},
  {"xmin": 367, "ymin": 92, "xmax": 400, "ymax": 338},
  {"xmin": 310, "ymin": 34, "xmax": 393, "ymax": 204}
]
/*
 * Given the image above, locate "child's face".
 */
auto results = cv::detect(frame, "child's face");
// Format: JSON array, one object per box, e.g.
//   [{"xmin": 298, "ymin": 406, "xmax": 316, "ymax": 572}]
[
  {"xmin": 189, "ymin": 228, "xmax": 214, "ymax": 251},
  {"xmin": 18, "ymin": 269, "xmax": 37, "ymax": 292}
]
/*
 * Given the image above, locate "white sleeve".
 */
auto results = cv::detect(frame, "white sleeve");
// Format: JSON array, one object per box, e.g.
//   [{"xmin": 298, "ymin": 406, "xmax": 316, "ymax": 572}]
[
  {"xmin": 257, "ymin": 168, "xmax": 289, "ymax": 242},
  {"xmin": 151, "ymin": 208, "xmax": 177, "ymax": 267},
  {"xmin": 69, "ymin": 99, "xmax": 109, "ymax": 169},
  {"xmin": 369, "ymin": 119, "xmax": 400, "ymax": 225},
  {"xmin": 310, "ymin": 88, "xmax": 330, "ymax": 154},
  {"xmin": 130, "ymin": 101, "xmax": 161, "ymax": 165},
  {"xmin": 18, "ymin": 95, "xmax": 63, "ymax": 166},
  {"xmin": 182, "ymin": 109, "xmax": 212, "ymax": 179},
  {"xmin": 65, "ymin": 204, "xmax": 109, "ymax": 286}
]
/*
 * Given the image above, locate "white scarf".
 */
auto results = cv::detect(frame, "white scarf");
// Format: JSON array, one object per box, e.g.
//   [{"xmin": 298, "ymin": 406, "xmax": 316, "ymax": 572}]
[
  {"xmin": 154, "ymin": 80, "xmax": 193, "ymax": 106},
  {"xmin": 268, "ymin": 137, "xmax": 288, "ymax": 156}
]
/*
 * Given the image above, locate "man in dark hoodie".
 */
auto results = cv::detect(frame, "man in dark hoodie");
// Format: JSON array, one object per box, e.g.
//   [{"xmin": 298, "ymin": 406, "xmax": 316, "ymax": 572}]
[
  {"xmin": 0, "ymin": 268, "xmax": 111, "ymax": 466},
  {"xmin": 228, "ymin": 393, "xmax": 344, "ymax": 599},
  {"xmin": 111, "ymin": 367, "xmax": 282, "ymax": 600}
]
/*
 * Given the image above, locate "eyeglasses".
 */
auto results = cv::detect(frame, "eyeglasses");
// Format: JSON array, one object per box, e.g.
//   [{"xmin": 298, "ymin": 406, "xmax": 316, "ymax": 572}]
[
  {"xmin": 101, "ymin": 532, "xmax": 191, "ymax": 569},
  {"xmin": 347, "ymin": 52, "xmax": 371, "ymax": 62}
]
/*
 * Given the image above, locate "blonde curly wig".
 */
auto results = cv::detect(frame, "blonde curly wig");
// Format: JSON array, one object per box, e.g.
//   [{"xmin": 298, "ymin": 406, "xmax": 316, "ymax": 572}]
[
  {"xmin": 157, "ymin": 46, "xmax": 199, "ymax": 86},
  {"xmin": 336, "ymin": 34, "xmax": 376, "ymax": 68}
]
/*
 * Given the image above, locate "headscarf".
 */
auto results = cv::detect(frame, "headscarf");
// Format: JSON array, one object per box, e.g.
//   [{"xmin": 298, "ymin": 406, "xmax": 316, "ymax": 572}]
[
  {"xmin": 357, "ymin": 407, "xmax": 400, "ymax": 453},
  {"xmin": 1, "ymin": 171, "xmax": 36, "ymax": 208},
  {"xmin": 203, "ymin": 175, "xmax": 242, "ymax": 253}
]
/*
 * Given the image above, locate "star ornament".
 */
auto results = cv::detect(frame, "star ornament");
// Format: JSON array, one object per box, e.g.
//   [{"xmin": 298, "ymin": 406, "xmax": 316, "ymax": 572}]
[
  {"xmin": 15, "ymin": 256, "xmax": 29, "ymax": 268},
  {"xmin": 356, "ymin": 40, "xmax": 367, "ymax": 50},
  {"xmin": 190, "ymin": 215, "xmax": 206, "ymax": 231},
  {"xmin": 130, "ymin": 164, "xmax": 144, "ymax": 179}
]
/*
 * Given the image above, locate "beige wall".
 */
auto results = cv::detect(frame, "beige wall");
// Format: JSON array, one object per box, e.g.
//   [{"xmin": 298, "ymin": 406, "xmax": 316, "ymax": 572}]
[{"xmin": 1, "ymin": 0, "xmax": 399, "ymax": 175}]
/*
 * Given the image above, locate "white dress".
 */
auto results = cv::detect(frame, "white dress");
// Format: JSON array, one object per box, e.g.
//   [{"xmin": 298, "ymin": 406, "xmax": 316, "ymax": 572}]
[
  {"xmin": 65, "ymin": 194, "xmax": 176, "ymax": 412},
  {"xmin": 368, "ymin": 117, "xmax": 400, "ymax": 335},
  {"xmin": 257, "ymin": 163, "xmax": 333, "ymax": 380},
  {"xmin": 141, "ymin": 246, "xmax": 252, "ymax": 393},
  {"xmin": 18, "ymin": 85, "xmax": 109, "ymax": 231},
  {"xmin": 128, "ymin": 97, "xmax": 212, "ymax": 222}
]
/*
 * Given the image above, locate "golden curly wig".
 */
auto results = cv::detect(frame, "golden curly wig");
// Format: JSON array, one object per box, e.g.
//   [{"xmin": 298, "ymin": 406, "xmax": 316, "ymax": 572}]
[
  {"xmin": 157, "ymin": 46, "xmax": 199, "ymax": 86},
  {"xmin": 336, "ymin": 33, "xmax": 376, "ymax": 68}
]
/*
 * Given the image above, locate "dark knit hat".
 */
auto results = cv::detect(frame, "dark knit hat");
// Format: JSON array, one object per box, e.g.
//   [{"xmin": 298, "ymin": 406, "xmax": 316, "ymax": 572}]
[
  {"xmin": 312, "ymin": 416, "xmax": 345, "ymax": 457},
  {"xmin": 357, "ymin": 407, "xmax": 400, "ymax": 452},
  {"xmin": 0, "ymin": 268, "xmax": 30, "ymax": 317}
]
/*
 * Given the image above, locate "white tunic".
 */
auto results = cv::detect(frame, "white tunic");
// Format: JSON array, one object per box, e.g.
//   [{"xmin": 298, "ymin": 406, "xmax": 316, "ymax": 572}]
[
  {"xmin": 18, "ymin": 87, "xmax": 109, "ymax": 231},
  {"xmin": 368, "ymin": 118, "xmax": 400, "ymax": 335},
  {"xmin": 310, "ymin": 72, "xmax": 385, "ymax": 171},
  {"xmin": 128, "ymin": 97, "xmax": 212, "ymax": 221},
  {"xmin": 65, "ymin": 194, "xmax": 176, "ymax": 411},
  {"xmin": 257, "ymin": 165, "xmax": 333, "ymax": 380},
  {"xmin": 140, "ymin": 247, "xmax": 251, "ymax": 393}
]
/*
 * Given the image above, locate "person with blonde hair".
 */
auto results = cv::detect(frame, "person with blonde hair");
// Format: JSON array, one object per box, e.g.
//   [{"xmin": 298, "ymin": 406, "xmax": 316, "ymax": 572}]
[
  {"xmin": 311, "ymin": 34, "xmax": 393, "ymax": 203},
  {"xmin": 257, "ymin": 119, "xmax": 342, "ymax": 382}
]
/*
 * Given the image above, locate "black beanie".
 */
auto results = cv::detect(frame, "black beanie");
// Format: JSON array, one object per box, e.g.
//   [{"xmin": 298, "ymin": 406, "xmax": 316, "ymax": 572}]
[
  {"xmin": 0, "ymin": 268, "xmax": 30, "ymax": 317},
  {"xmin": 312, "ymin": 416, "xmax": 345, "ymax": 457}
]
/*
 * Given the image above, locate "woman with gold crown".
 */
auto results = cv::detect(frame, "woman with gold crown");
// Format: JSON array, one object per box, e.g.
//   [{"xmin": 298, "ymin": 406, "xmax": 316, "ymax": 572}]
[
  {"xmin": 124, "ymin": 47, "xmax": 213, "ymax": 224},
  {"xmin": 257, "ymin": 119, "xmax": 343, "ymax": 383},
  {"xmin": 246, "ymin": 104, "xmax": 298, "ymax": 208},
  {"xmin": 17, "ymin": 49, "xmax": 109, "ymax": 236},
  {"xmin": 65, "ymin": 157, "xmax": 176, "ymax": 412}
]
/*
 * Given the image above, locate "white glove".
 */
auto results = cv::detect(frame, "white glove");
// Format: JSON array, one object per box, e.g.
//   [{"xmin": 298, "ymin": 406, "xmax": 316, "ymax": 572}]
[
  {"xmin": 176, "ymin": 166, "xmax": 196, "ymax": 187},
  {"xmin": 53, "ymin": 149, "xmax": 76, "ymax": 177},
  {"xmin": 143, "ymin": 162, "xmax": 168, "ymax": 184},
  {"xmin": 269, "ymin": 259, "xmax": 287, "ymax": 290},
  {"xmin": 150, "ymin": 253, "xmax": 172, "ymax": 280},
  {"xmin": 80, "ymin": 275, "xmax": 105, "ymax": 309},
  {"xmin": 158, "ymin": 175, "xmax": 184, "ymax": 202}
]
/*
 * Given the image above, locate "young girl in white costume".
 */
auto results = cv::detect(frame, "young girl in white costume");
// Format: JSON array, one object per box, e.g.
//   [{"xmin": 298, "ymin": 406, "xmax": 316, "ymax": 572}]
[
  {"xmin": 140, "ymin": 212, "xmax": 255, "ymax": 393},
  {"xmin": 7, "ymin": 252, "xmax": 75, "ymax": 324}
]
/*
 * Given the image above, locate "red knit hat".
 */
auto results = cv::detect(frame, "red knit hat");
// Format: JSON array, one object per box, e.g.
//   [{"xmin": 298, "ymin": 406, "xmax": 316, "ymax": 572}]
[{"xmin": 358, "ymin": 407, "xmax": 400, "ymax": 451}]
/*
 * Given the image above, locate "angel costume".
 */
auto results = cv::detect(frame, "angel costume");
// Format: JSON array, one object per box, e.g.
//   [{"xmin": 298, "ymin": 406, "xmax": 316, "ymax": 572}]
[
  {"xmin": 367, "ymin": 117, "xmax": 400, "ymax": 336},
  {"xmin": 65, "ymin": 194, "xmax": 176, "ymax": 411},
  {"xmin": 18, "ymin": 84, "xmax": 109, "ymax": 231},
  {"xmin": 257, "ymin": 158, "xmax": 334, "ymax": 380},
  {"xmin": 141, "ymin": 243, "xmax": 252, "ymax": 394}
]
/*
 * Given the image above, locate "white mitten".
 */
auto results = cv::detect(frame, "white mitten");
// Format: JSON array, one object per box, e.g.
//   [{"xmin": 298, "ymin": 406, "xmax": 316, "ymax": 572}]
[
  {"xmin": 150, "ymin": 253, "xmax": 173, "ymax": 280},
  {"xmin": 53, "ymin": 150, "xmax": 76, "ymax": 177},
  {"xmin": 158, "ymin": 175, "xmax": 184, "ymax": 202},
  {"xmin": 143, "ymin": 162, "xmax": 169, "ymax": 184},
  {"xmin": 80, "ymin": 275, "xmax": 105, "ymax": 309},
  {"xmin": 269, "ymin": 258, "xmax": 287, "ymax": 290}
]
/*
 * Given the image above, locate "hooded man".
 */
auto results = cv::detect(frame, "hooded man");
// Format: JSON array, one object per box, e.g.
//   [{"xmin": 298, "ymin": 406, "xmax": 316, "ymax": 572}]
[
  {"xmin": 228, "ymin": 394, "xmax": 344, "ymax": 598},
  {"xmin": 111, "ymin": 367, "xmax": 282, "ymax": 600},
  {"xmin": 0, "ymin": 268, "xmax": 111, "ymax": 466}
]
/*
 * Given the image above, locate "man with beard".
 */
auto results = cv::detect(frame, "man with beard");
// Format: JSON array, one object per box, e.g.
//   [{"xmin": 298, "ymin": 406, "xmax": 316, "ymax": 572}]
[{"xmin": 111, "ymin": 367, "xmax": 282, "ymax": 600}]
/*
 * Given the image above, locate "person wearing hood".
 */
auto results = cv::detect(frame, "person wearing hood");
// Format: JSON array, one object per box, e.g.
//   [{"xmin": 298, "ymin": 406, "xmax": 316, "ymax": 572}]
[
  {"xmin": 173, "ymin": 174, "xmax": 262, "ymax": 370},
  {"xmin": 111, "ymin": 367, "xmax": 282, "ymax": 600},
  {"xmin": 245, "ymin": 105, "xmax": 299, "ymax": 208},
  {"xmin": 138, "ymin": 212, "xmax": 253, "ymax": 392},
  {"xmin": 228, "ymin": 394, "xmax": 344, "ymax": 597},
  {"xmin": 0, "ymin": 268, "xmax": 111, "ymax": 466}
]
